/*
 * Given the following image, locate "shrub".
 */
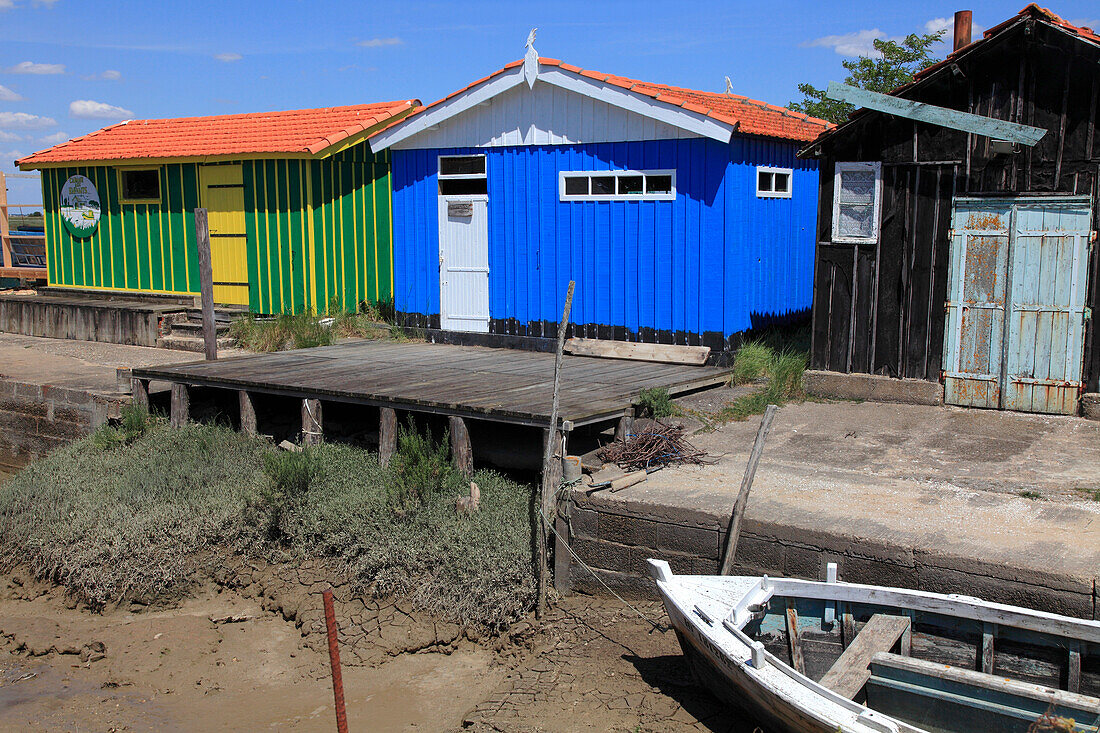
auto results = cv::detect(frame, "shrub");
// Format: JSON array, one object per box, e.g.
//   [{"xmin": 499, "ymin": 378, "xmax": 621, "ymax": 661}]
[
  {"xmin": 388, "ymin": 419, "xmax": 462, "ymax": 510},
  {"xmin": 255, "ymin": 449, "xmax": 319, "ymax": 542},
  {"xmin": 637, "ymin": 387, "xmax": 675, "ymax": 419},
  {"xmin": 89, "ymin": 404, "xmax": 153, "ymax": 450}
]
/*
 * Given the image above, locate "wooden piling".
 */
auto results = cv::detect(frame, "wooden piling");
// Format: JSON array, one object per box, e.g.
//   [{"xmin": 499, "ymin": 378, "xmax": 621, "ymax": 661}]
[
  {"xmin": 614, "ymin": 409, "xmax": 634, "ymax": 442},
  {"xmin": 302, "ymin": 398, "xmax": 322, "ymax": 445},
  {"xmin": 238, "ymin": 390, "xmax": 257, "ymax": 435},
  {"xmin": 719, "ymin": 404, "xmax": 777, "ymax": 575},
  {"xmin": 131, "ymin": 378, "xmax": 149, "ymax": 411},
  {"xmin": 193, "ymin": 208, "xmax": 218, "ymax": 362},
  {"xmin": 379, "ymin": 407, "xmax": 397, "ymax": 467},
  {"xmin": 170, "ymin": 383, "xmax": 189, "ymax": 428},
  {"xmin": 537, "ymin": 280, "xmax": 574, "ymax": 619},
  {"xmin": 449, "ymin": 415, "xmax": 473, "ymax": 476}
]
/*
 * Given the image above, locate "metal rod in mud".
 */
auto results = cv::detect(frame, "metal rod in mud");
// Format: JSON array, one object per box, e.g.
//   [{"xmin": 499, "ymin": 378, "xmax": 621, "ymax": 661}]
[{"xmin": 322, "ymin": 588, "xmax": 349, "ymax": 733}]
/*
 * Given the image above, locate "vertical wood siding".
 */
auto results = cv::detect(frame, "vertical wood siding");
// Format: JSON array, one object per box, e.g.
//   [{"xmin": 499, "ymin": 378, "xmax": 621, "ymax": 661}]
[
  {"xmin": 809, "ymin": 19, "xmax": 1100, "ymax": 390},
  {"xmin": 391, "ymin": 137, "xmax": 818, "ymax": 347},
  {"xmin": 39, "ymin": 145, "xmax": 393, "ymax": 315}
]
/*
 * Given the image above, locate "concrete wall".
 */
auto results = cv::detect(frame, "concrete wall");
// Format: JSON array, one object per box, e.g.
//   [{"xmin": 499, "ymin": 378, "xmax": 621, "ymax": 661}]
[
  {"xmin": 0, "ymin": 378, "xmax": 124, "ymax": 471},
  {"xmin": 568, "ymin": 489, "xmax": 1098, "ymax": 621},
  {"xmin": 0, "ymin": 295, "xmax": 179, "ymax": 347}
]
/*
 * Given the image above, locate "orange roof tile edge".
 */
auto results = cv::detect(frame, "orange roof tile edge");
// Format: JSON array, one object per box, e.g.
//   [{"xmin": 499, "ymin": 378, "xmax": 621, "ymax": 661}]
[
  {"xmin": 398, "ymin": 57, "xmax": 832, "ymax": 143},
  {"xmin": 17, "ymin": 100, "xmax": 418, "ymax": 167}
]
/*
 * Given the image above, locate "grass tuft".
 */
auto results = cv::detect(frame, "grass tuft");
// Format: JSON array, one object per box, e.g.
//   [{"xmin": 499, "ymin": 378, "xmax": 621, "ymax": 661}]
[
  {"xmin": 0, "ymin": 422, "xmax": 534, "ymax": 630},
  {"xmin": 228, "ymin": 299, "xmax": 410, "ymax": 353},
  {"xmin": 637, "ymin": 387, "xmax": 675, "ymax": 419},
  {"xmin": 1017, "ymin": 490, "xmax": 1042, "ymax": 500},
  {"xmin": 711, "ymin": 346, "xmax": 808, "ymax": 424},
  {"xmin": 730, "ymin": 340, "xmax": 773, "ymax": 385}
]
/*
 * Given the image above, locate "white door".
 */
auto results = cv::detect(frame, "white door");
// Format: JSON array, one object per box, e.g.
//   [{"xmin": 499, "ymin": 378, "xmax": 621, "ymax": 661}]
[{"xmin": 438, "ymin": 196, "xmax": 489, "ymax": 332}]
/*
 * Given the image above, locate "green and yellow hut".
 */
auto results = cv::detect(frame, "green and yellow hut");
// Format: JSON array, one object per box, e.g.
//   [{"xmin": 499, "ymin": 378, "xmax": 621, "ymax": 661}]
[{"xmin": 15, "ymin": 100, "xmax": 417, "ymax": 314}]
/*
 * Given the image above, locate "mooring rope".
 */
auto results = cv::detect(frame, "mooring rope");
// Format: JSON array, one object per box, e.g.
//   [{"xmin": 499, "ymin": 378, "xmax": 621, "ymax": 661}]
[{"xmin": 538, "ymin": 484, "xmax": 667, "ymax": 632}]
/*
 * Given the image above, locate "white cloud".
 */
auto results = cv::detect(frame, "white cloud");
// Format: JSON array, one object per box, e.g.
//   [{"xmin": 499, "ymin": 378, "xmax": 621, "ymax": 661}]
[
  {"xmin": 0, "ymin": 130, "xmax": 21, "ymax": 142},
  {"xmin": 69, "ymin": 99, "xmax": 133, "ymax": 119},
  {"xmin": 0, "ymin": 83, "xmax": 22, "ymax": 101},
  {"xmin": 101, "ymin": 69, "xmax": 121, "ymax": 80},
  {"xmin": 0, "ymin": 0, "xmax": 59, "ymax": 8},
  {"xmin": 1070, "ymin": 18, "xmax": 1100, "ymax": 31},
  {"xmin": 0, "ymin": 111, "xmax": 56, "ymax": 129},
  {"xmin": 357, "ymin": 37, "xmax": 402, "ymax": 48},
  {"xmin": 214, "ymin": 52, "xmax": 242, "ymax": 62},
  {"xmin": 805, "ymin": 29, "xmax": 897, "ymax": 57},
  {"xmin": 7, "ymin": 60, "xmax": 64, "ymax": 74},
  {"xmin": 34, "ymin": 0, "xmax": 60, "ymax": 6},
  {"xmin": 38, "ymin": 130, "xmax": 68, "ymax": 144},
  {"xmin": 0, "ymin": 0, "xmax": 15, "ymax": 9},
  {"xmin": 924, "ymin": 16, "xmax": 985, "ymax": 42}
]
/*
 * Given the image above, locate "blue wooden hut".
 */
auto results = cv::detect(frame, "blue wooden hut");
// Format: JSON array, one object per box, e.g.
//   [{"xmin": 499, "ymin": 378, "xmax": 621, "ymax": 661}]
[{"xmin": 370, "ymin": 49, "xmax": 830, "ymax": 352}]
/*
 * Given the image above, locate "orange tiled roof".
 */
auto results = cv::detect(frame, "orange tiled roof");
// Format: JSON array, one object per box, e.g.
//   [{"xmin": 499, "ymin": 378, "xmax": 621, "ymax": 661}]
[
  {"xmin": 399, "ymin": 58, "xmax": 832, "ymax": 143},
  {"xmin": 16, "ymin": 100, "xmax": 418, "ymax": 167}
]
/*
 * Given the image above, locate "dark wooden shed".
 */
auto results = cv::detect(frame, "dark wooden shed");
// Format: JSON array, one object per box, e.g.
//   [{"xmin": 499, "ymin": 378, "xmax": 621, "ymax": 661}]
[{"xmin": 801, "ymin": 5, "xmax": 1100, "ymax": 415}]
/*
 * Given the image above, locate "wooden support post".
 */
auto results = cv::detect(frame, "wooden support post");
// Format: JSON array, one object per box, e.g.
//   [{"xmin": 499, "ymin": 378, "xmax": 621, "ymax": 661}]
[
  {"xmin": 537, "ymin": 280, "xmax": 574, "ymax": 619},
  {"xmin": 449, "ymin": 415, "xmax": 473, "ymax": 476},
  {"xmin": 0, "ymin": 171, "xmax": 11, "ymax": 271},
  {"xmin": 379, "ymin": 407, "xmax": 397, "ymax": 467},
  {"xmin": 614, "ymin": 408, "xmax": 634, "ymax": 442},
  {"xmin": 842, "ymin": 609, "xmax": 855, "ymax": 650},
  {"xmin": 193, "ymin": 208, "xmax": 218, "ymax": 361},
  {"xmin": 554, "ymin": 502, "xmax": 571, "ymax": 596},
  {"xmin": 719, "ymin": 404, "xmax": 778, "ymax": 575},
  {"xmin": 1068, "ymin": 647, "xmax": 1081, "ymax": 693},
  {"xmin": 238, "ymin": 390, "xmax": 257, "ymax": 436},
  {"xmin": 301, "ymin": 398, "xmax": 322, "ymax": 445},
  {"xmin": 170, "ymin": 383, "xmax": 189, "ymax": 428},
  {"xmin": 785, "ymin": 603, "xmax": 806, "ymax": 675},
  {"xmin": 131, "ymin": 378, "xmax": 149, "ymax": 411},
  {"xmin": 981, "ymin": 627, "xmax": 995, "ymax": 674}
]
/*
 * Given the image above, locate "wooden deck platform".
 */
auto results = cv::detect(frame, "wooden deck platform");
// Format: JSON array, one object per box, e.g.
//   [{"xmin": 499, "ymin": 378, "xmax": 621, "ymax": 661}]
[{"xmin": 130, "ymin": 339, "xmax": 731, "ymax": 428}]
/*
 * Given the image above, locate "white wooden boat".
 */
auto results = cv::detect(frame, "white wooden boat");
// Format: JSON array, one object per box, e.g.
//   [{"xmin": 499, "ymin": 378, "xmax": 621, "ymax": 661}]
[{"xmin": 648, "ymin": 559, "xmax": 1100, "ymax": 733}]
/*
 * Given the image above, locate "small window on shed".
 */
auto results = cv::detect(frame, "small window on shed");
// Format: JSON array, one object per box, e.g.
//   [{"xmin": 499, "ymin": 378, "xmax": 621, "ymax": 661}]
[
  {"xmin": 617, "ymin": 175, "xmax": 643, "ymax": 195},
  {"xmin": 119, "ymin": 168, "xmax": 161, "ymax": 203},
  {"xmin": 439, "ymin": 155, "xmax": 485, "ymax": 176},
  {"xmin": 590, "ymin": 176, "xmax": 616, "ymax": 196},
  {"xmin": 438, "ymin": 154, "xmax": 487, "ymax": 196},
  {"xmin": 646, "ymin": 174, "xmax": 673, "ymax": 194},
  {"xmin": 756, "ymin": 166, "xmax": 792, "ymax": 198},
  {"xmin": 564, "ymin": 176, "xmax": 589, "ymax": 196},
  {"xmin": 832, "ymin": 162, "xmax": 882, "ymax": 244}
]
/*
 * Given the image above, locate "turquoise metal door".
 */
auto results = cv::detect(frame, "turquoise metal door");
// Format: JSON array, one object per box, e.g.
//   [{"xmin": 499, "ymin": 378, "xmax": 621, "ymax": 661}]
[
  {"xmin": 943, "ymin": 199, "xmax": 1013, "ymax": 409},
  {"xmin": 1003, "ymin": 199, "xmax": 1093, "ymax": 413},
  {"xmin": 944, "ymin": 196, "xmax": 1093, "ymax": 415}
]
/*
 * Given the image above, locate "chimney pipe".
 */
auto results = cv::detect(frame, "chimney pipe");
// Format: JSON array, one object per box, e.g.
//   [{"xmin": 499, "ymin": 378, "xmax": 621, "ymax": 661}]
[{"xmin": 953, "ymin": 10, "xmax": 973, "ymax": 51}]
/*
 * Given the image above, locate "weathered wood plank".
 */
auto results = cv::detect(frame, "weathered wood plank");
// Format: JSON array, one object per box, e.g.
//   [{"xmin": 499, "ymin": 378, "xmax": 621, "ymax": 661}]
[
  {"xmin": 379, "ymin": 407, "xmax": 397, "ymax": 468},
  {"xmin": 564, "ymin": 338, "xmax": 710, "ymax": 365},
  {"xmin": 170, "ymin": 383, "xmax": 189, "ymax": 428},
  {"xmin": 131, "ymin": 378, "xmax": 149, "ymax": 411},
  {"xmin": 238, "ymin": 390, "xmax": 257, "ymax": 436},
  {"xmin": 301, "ymin": 398, "xmax": 322, "ymax": 446},
  {"xmin": 449, "ymin": 416, "xmax": 473, "ymax": 476},
  {"xmin": 786, "ymin": 604, "xmax": 807, "ymax": 675},
  {"xmin": 820, "ymin": 614, "xmax": 912, "ymax": 699}
]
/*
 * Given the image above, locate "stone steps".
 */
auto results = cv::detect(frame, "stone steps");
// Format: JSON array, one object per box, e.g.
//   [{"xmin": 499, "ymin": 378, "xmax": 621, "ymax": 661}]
[{"xmin": 156, "ymin": 334, "xmax": 237, "ymax": 353}]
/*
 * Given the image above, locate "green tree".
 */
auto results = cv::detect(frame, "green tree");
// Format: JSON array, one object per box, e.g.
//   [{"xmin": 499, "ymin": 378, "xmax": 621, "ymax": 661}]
[{"xmin": 789, "ymin": 31, "xmax": 946, "ymax": 124}]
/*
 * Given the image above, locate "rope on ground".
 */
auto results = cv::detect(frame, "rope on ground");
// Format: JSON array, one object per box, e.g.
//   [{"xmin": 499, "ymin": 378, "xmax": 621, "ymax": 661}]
[{"xmin": 538, "ymin": 485, "xmax": 667, "ymax": 633}]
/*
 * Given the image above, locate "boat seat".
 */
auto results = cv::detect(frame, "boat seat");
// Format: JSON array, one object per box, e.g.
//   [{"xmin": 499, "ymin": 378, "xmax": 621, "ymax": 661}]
[
  {"xmin": 819, "ymin": 613, "xmax": 911, "ymax": 699},
  {"xmin": 867, "ymin": 652, "xmax": 1100, "ymax": 732}
]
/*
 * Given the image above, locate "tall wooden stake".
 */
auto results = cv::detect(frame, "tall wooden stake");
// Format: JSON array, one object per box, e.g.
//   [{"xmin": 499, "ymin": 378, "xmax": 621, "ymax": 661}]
[
  {"xmin": 322, "ymin": 588, "xmax": 349, "ymax": 733},
  {"xmin": 719, "ymin": 404, "xmax": 777, "ymax": 575},
  {"xmin": 193, "ymin": 208, "xmax": 217, "ymax": 361},
  {"xmin": 0, "ymin": 171, "xmax": 11, "ymax": 272},
  {"xmin": 537, "ymin": 280, "xmax": 574, "ymax": 619}
]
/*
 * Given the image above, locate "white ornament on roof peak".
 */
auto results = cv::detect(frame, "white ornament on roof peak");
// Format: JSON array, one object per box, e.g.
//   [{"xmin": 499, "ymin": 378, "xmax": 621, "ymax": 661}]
[{"xmin": 524, "ymin": 28, "xmax": 539, "ymax": 89}]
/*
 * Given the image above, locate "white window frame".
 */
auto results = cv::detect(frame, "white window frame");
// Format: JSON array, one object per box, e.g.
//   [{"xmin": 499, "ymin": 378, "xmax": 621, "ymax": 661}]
[
  {"xmin": 756, "ymin": 166, "xmax": 792, "ymax": 199},
  {"xmin": 831, "ymin": 161, "xmax": 882, "ymax": 244},
  {"xmin": 437, "ymin": 154, "xmax": 487, "ymax": 197},
  {"xmin": 558, "ymin": 169, "xmax": 676, "ymax": 202}
]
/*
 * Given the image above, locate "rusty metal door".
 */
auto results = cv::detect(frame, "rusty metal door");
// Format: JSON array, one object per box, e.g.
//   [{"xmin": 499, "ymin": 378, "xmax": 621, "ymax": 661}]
[
  {"xmin": 944, "ymin": 199, "xmax": 1013, "ymax": 409},
  {"xmin": 1002, "ymin": 198, "xmax": 1093, "ymax": 413},
  {"xmin": 944, "ymin": 196, "xmax": 1093, "ymax": 414}
]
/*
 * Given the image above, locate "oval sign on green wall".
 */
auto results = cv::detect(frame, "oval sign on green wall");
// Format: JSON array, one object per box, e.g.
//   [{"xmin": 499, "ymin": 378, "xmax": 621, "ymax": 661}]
[{"xmin": 60, "ymin": 175, "xmax": 101, "ymax": 238}]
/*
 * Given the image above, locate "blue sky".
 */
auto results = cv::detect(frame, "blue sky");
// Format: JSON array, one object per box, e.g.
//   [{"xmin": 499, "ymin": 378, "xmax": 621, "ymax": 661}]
[{"xmin": 2, "ymin": 0, "xmax": 1098, "ymax": 205}]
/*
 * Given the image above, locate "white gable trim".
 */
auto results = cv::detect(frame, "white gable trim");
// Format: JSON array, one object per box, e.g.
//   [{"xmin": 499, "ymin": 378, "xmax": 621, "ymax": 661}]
[
  {"xmin": 370, "ymin": 66, "xmax": 527, "ymax": 151},
  {"xmin": 370, "ymin": 63, "xmax": 734, "ymax": 152}
]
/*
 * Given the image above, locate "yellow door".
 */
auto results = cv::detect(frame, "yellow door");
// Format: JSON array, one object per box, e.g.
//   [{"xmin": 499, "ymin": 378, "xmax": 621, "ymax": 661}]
[{"xmin": 199, "ymin": 164, "xmax": 249, "ymax": 305}]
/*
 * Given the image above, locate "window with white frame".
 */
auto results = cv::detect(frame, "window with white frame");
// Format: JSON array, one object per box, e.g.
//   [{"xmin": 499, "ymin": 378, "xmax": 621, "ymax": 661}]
[
  {"xmin": 559, "ymin": 170, "xmax": 675, "ymax": 202},
  {"xmin": 438, "ymin": 155, "xmax": 487, "ymax": 195},
  {"xmin": 832, "ymin": 162, "xmax": 882, "ymax": 244},
  {"xmin": 756, "ymin": 166, "xmax": 792, "ymax": 198}
]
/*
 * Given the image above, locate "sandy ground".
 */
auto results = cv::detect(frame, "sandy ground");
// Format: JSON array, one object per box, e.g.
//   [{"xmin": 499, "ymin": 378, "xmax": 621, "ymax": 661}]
[{"xmin": 0, "ymin": 574, "xmax": 754, "ymax": 733}]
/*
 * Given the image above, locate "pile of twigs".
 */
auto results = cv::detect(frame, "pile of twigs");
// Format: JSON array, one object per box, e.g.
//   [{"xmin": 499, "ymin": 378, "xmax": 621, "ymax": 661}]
[{"xmin": 598, "ymin": 422, "xmax": 709, "ymax": 472}]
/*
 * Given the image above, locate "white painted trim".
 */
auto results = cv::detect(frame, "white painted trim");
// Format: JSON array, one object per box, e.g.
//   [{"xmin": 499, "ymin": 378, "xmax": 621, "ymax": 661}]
[
  {"xmin": 370, "ymin": 63, "xmax": 735, "ymax": 152},
  {"xmin": 370, "ymin": 66, "xmax": 526, "ymax": 151},
  {"xmin": 831, "ymin": 161, "xmax": 882, "ymax": 244},
  {"xmin": 756, "ymin": 165, "xmax": 792, "ymax": 199},
  {"xmin": 539, "ymin": 68, "xmax": 733, "ymax": 143},
  {"xmin": 558, "ymin": 169, "xmax": 676, "ymax": 202}
]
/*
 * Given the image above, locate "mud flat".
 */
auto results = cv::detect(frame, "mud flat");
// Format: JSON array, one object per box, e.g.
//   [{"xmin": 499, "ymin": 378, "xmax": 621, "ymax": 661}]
[{"xmin": 0, "ymin": 567, "xmax": 758, "ymax": 732}]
